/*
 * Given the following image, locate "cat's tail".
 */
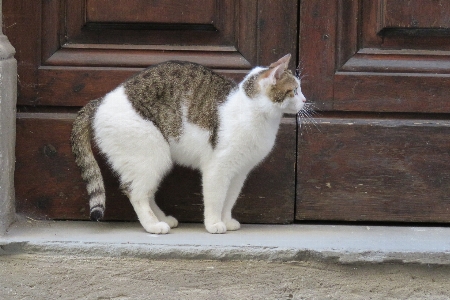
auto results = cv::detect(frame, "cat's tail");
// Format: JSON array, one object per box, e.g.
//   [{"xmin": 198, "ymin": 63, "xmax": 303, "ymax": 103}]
[{"xmin": 71, "ymin": 99, "xmax": 105, "ymax": 221}]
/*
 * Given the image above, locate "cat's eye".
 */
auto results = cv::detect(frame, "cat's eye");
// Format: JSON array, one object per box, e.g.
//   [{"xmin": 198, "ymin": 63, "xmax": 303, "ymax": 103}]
[{"xmin": 294, "ymin": 88, "xmax": 298, "ymax": 96}]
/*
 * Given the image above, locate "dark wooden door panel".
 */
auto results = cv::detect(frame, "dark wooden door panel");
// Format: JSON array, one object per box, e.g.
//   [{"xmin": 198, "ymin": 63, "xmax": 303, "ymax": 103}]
[
  {"xmin": 6, "ymin": 0, "xmax": 298, "ymax": 106},
  {"xmin": 16, "ymin": 114, "xmax": 296, "ymax": 224},
  {"xmin": 334, "ymin": 73, "xmax": 450, "ymax": 113},
  {"xmin": 297, "ymin": 118, "xmax": 450, "ymax": 222},
  {"xmin": 298, "ymin": 0, "xmax": 450, "ymax": 223},
  {"xmin": 67, "ymin": 0, "xmax": 231, "ymax": 45},
  {"xmin": 301, "ymin": 0, "xmax": 450, "ymax": 113},
  {"xmin": 86, "ymin": 0, "xmax": 216, "ymax": 24},
  {"xmin": 38, "ymin": 0, "xmax": 250, "ymax": 107},
  {"xmin": 381, "ymin": 0, "xmax": 450, "ymax": 30},
  {"xmin": 5, "ymin": 0, "xmax": 299, "ymax": 223}
]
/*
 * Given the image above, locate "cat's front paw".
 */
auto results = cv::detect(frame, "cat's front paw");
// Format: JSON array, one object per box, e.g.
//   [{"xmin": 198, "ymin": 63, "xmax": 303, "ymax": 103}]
[
  {"xmin": 142, "ymin": 221, "xmax": 171, "ymax": 234},
  {"xmin": 225, "ymin": 219, "xmax": 241, "ymax": 231},
  {"xmin": 205, "ymin": 222, "xmax": 227, "ymax": 234},
  {"xmin": 161, "ymin": 215, "xmax": 178, "ymax": 228}
]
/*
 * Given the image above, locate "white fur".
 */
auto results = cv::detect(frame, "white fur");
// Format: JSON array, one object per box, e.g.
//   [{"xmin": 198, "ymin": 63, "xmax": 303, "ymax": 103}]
[
  {"xmin": 93, "ymin": 86, "xmax": 175, "ymax": 233},
  {"xmin": 169, "ymin": 105, "xmax": 213, "ymax": 169},
  {"xmin": 92, "ymin": 69, "xmax": 305, "ymax": 234}
]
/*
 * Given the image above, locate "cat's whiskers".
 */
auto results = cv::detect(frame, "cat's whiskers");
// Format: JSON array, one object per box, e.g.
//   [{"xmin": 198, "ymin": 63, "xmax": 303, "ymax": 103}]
[
  {"xmin": 302, "ymin": 102, "xmax": 321, "ymax": 117},
  {"xmin": 298, "ymin": 113, "xmax": 312, "ymax": 135},
  {"xmin": 294, "ymin": 65, "xmax": 319, "ymax": 134},
  {"xmin": 297, "ymin": 103, "xmax": 321, "ymax": 134}
]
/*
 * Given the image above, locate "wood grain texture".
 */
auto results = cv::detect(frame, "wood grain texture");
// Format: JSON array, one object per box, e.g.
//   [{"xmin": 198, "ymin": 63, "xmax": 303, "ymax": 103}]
[
  {"xmin": 41, "ymin": 0, "xmax": 63, "ymax": 63},
  {"xmin": 69, "ymin": 0, "xmax": 233, "ymax": 46},
  {"xmin": 73, "ymin": 0, "xmax": 237, "ymax": 45},
  {"xmin": 382, "ymin": 0, "xmax": 450, "ymax": 29},
  {"xmin": 334, "ymin": 72, "xmax": 450, "ymax": 113},
  {"xmin": 340, "ymin": 50, "xmax": 450, "ymax": 74},
  {"xmin": 258, "ymin": 0, "xmax": 298, "ymax": 69},
  {"xmin": 15, "ymin": 114, "xmax": 296, "ymax": 224},
  {"xmin": 36, "ymin": 67, "xmax": 248, "ymax": 107},
  {"xmin": 298, "ymin": 0, "xmax": 450, "ymax": 113},
  {"xmin": 297, "ymin": 117, "xmax": 450, "ymax": 222},
  {"xmin": 336, "ymin": 0, "xmax": 359, "ymax": 69},
  {"xmin": 86, "ymin": 0, "xmax": 216, "ymax": 24},
  {"xmin": 299, "ymin": 0, "xmax": 337, "ymax": 111},
  {"xmin": 3, "ymin": 0, "xmax": 41, "ymax": 105},
  {"xmin": 237, "ymin": 1, "xmax": 258, "ymax": 67},
  {"xmin": 363, "ymin": 0, "xmax": 450, "ymax": 50},
  {"xmin": 44, "ymin": 48, "xmax": 251, "ymax": 69},
  {"xmin": 7, "ymin": 0, "xmax": 299, "ymax": 108}
]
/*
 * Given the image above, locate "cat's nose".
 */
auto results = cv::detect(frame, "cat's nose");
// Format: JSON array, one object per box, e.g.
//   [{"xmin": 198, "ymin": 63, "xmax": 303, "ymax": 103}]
[{"xmin": 297, "ymin": 91, "xmax": 307, "ymax": 103}]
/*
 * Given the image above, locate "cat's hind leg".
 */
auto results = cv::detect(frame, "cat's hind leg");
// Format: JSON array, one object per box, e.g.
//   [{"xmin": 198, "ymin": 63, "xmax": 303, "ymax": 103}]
[
  {"xmin": 128, "ymin": 184, "xmax": 171, "ymax": 234},
  {"xmin": 120, "ymin": 138, "xmax": 174, "ymax": 234},
  {"xmin": 149, "ymin": 197, "xmax": 178, "ymax": 228},
  {"xmin": 93, "ymin": 87, "xmax": 174, "ymax": 234}
]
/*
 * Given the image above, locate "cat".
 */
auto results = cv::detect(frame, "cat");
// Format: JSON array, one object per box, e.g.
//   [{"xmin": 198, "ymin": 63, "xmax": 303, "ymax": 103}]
[{"xmin": 71, "ymin": 54, "xmax": 306, "ymax": 234}]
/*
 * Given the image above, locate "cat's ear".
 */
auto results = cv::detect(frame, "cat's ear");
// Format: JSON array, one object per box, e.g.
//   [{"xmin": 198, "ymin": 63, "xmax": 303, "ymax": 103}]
[
  {"xmin": 269, "ymin": 54, "xmax": 291, "ymax": 70},
  {"xmin": 262, "ymin": 63, "xmax": 285, "ymax": 85}
]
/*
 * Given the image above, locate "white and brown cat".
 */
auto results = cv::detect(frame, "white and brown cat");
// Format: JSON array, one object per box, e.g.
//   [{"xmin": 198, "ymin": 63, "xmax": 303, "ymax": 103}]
[{"xmin": 71, "ymin": 54, "xmax": 306, "ymax": 234}]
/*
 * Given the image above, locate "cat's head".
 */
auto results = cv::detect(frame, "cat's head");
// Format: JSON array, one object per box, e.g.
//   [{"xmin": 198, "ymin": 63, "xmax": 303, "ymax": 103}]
[{"xmin": 242, "ymin": 54, "xmax": 306, "ymax": 114}]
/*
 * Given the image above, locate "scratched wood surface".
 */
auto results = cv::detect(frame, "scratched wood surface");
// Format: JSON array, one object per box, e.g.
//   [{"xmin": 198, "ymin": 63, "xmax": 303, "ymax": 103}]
[
  {"xmin": 297, "ymin": 117, "xmax": 450, "ymax": 222},
  {"xmin": 15, "ymin": 114, "xmax": 296, "ymax": 223}
]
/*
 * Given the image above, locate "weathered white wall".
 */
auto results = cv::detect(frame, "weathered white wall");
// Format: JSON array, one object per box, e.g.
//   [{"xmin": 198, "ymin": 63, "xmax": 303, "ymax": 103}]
[{"xmin": 0, "ymin": 0, "xmax": 17, "ymax": 234}]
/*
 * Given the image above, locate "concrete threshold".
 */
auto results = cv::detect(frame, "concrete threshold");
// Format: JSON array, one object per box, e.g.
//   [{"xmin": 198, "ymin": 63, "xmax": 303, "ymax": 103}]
[{"xmin": 1, "ymin": 220, "xmax": 450, "ymax": 265}]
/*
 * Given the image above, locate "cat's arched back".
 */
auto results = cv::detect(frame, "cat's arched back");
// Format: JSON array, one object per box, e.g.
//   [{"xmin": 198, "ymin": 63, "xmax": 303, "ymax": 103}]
[{"xmin": 71, "ymin": 54, "xmax": 306, "ymax": 234}]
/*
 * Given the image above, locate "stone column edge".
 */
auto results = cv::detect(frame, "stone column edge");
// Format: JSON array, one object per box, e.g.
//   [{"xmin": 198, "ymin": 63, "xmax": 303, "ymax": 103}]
[{"xmin": 0, "ymin": 0, "xmax": 17, "ymax": 235}]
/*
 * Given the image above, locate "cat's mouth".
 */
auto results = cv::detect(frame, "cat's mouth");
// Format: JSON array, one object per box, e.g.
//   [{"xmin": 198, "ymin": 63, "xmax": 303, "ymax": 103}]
[{"xmin": 282, "ymin": 96, "xmax": 306, "ymax": 114}]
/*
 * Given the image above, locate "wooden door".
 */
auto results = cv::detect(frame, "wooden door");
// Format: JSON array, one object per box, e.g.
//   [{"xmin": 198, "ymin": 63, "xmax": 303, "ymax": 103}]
[
  {"xmin": 297, "ymin": 0, "xmax": 450, "ymax": 222},
  {"xmin": 7, "ymin": 0, "xmax": 450, "ymax": 225},
  {"xmin": 4, "ymin": 0, "xmax": 299, "ymax": 223}
]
